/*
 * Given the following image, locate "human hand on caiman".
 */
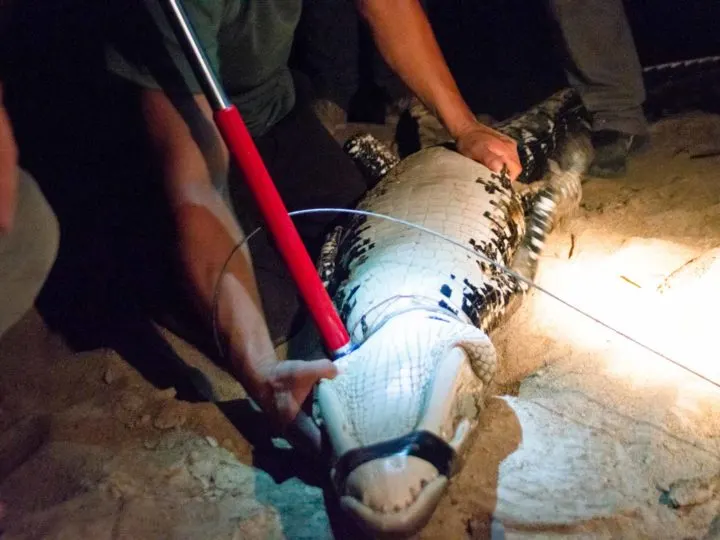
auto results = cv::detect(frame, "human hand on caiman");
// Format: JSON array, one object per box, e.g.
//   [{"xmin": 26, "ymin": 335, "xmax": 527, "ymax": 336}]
[
  {"xmin": 356, "ymin": 0, "xmax": 522, "ymax": 181},
  {"xmin": 258, "ymin": 358, "xmax": 339, "ymax": 454},
  {"xmin": 454, "ymin": 120, "xmax": 523, "ymax": 181}
]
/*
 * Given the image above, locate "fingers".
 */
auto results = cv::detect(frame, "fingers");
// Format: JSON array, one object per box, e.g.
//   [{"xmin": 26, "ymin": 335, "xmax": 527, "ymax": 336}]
[
  {"xmin": 479, "ymin": 146, "xmax": 522, "ymax": 181},
  {"xmin": 264, "ymin": 359, "xmax": 338, "ymax": 428},
  {"xmin": 306, "ymin": 358, "xmax": 339, "ymax": 380},
  {"xmin": 273, "ymin": 359, "xmax": 338, "ymax": 389},
  {"xmin": 486, "ymin": 139, "xmax": 522, "ymax": 181},
  {"xmin": 501, "ymin": 151, "xmax": 523, "ymax": 181},
  {"xmin": 457, "ymin": 127, "xmax": 523, "ymax": 181},
  {"xmin": 271, "ymin": 360, "xmax": 336, "ymax": 449},
  {"xmin": 485, "ymin": 156, "xmax": 505, "ymax": 174}
]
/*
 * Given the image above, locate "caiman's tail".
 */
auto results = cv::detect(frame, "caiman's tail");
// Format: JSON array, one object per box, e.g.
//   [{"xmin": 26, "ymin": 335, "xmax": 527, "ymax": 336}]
[
  {"xmin": 643, "ymin": 55, "xmax": 720, "ymax": 121},
  {"xmin": 344, "ymin": 88, "xmax": 588, "ymax": 187},
  {"xmin": 511, "ymin": 131, "xmax": 592, "ymax": 283}
]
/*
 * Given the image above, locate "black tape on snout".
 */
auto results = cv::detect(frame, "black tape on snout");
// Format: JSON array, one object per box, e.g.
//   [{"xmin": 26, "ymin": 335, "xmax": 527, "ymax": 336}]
[{"xmin": 332, "ymin": 430, "xmax": 456, "ymax": 494}]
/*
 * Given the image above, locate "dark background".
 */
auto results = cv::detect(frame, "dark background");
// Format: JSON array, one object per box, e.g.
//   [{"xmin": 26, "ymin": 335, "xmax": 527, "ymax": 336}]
[{"xmin": 427, "ymin": 0, "xmax": 720, "ymax": 115}]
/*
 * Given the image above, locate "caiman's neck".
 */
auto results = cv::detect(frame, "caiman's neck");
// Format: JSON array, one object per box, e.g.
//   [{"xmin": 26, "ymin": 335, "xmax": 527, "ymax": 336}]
[{"xmin": 347, "ymin": 296, "xmax": 472, "ymax": 344}]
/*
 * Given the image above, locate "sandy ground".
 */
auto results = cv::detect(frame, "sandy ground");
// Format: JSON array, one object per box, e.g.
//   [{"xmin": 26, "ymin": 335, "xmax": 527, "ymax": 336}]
[{"xmin": 2, "ymin": 110, "xmax": 720, "ymax": 539}]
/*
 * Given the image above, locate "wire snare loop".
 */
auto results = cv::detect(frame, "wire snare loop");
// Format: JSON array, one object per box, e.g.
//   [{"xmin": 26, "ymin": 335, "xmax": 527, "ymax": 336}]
[{"xmin": 211, "ymin": 207, "xmax": 720, "ymax": 391}]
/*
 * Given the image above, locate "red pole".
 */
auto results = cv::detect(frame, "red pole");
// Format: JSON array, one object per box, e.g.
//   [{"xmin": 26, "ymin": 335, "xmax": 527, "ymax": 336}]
[
  {"xmin": 163, "ymin": 0, "xmax": 352, "ymax": 356},
  {"xmin": 214, "ymin": 106, "xmax": 352, "ymax": 355}
]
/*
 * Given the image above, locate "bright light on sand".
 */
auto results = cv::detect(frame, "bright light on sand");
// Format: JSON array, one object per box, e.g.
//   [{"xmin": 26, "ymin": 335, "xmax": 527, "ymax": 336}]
[{"xmin": 530, "ymin": 236, "xmax": 720, "ymax": 393}]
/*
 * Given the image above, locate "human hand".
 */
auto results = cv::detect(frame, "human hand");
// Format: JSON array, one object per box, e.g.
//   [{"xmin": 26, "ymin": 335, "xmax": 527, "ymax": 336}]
[
  {"xmin": 261, "ymin": 358, "xmax": 338, "ymax": 453},
  {"xmin": 455, "ymin": 121, "xmax": 522, "ymax": 181}
]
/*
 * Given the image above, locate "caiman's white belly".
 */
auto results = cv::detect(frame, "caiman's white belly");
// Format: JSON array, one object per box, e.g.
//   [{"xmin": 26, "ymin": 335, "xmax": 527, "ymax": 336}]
[
  {"xmin": 315, "ymin": 88, "xmax": 589, "ymax": 537},
  {"xmin": 316, "ymin": 147, "xmax": 525, "ymax": 536},
  {"xmin": 334, "ymin": 146, "xmax": 525, "ymax": 343}
]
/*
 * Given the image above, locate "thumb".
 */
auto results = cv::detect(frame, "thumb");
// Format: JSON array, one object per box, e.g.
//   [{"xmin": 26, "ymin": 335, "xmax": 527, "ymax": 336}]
[
  {"xmin": 274, "ymin": 359, "xmax": 338, "ymax": 388},
  {"xmin": 307, "ymin": 358, "xmax": 339, "ymax": 380},
  {"xmin": 295, "ymin": 358, "xmax": 338, "ymax": 383}
]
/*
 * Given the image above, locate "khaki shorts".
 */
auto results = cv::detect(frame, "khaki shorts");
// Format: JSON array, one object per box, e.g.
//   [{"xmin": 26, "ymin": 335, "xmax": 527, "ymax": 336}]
[{"xmin": 0, "ymin": 169, "xmax": 59, "ymax": 337}]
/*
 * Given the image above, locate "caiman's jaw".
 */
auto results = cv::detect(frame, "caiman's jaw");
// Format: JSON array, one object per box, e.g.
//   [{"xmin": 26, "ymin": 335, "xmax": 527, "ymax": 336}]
[
  {"xmin": 336, "ymin": 416, "xmax": 474, "ymax": 536},
  {"xmin": 316, "ymin": 312, "xmax": 497, "ymax": 537},
  {"xmin": 340, "ymin": 455, "xmax": 449, "ymax": 536}
]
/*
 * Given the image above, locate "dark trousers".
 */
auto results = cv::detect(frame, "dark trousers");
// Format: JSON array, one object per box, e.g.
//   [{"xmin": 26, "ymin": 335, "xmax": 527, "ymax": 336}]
[
  {"xmin": 549, "ymin": 0, "xmax": 647, "ymax": 135},
  {"xmin": 292, "ymin": 0, "xmax": 414, "ymax": 110},
  {"xmin": 294, "ymin": 0, "xmax": 648, "ymax": 135}
]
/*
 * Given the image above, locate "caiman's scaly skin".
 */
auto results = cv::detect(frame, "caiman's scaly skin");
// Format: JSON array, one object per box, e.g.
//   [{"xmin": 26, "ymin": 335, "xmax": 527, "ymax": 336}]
[{"xmin": 315, "ymin": 89, "xmax": 591, "ymax": 537}]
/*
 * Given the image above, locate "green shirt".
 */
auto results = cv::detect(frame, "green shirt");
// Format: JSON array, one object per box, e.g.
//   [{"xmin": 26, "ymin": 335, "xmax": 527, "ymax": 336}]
[{"xmin": 107, "ymin": 0, "xmax": 301, "ymax": 136}]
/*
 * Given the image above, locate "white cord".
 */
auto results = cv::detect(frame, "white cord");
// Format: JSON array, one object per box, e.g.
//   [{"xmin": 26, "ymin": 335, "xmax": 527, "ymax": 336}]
[{"xmin": 211, "ymin": 207, "xmax": 720, "ymax": 390}]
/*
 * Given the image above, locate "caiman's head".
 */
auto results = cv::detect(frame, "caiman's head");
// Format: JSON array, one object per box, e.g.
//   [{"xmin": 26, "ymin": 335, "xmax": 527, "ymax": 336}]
[{"xmin": 316, "ymin": 310, "xmax": 497, "ymax": 537}]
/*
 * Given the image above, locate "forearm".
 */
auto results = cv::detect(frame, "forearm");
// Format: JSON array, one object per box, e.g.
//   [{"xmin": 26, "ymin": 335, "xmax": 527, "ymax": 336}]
[
  {"xmin": 0, "ymin": 91, "xmax": 17, "ymax": 177},
  {"xmin": 170, "ymin": 179, "xmax": 278, "ymax": 402},
  {"xmin": 0, "ymin": 82, "xmax": 19, "ymax": 232},
  {"xmin": 357, "ymin": 0, "xmax": 478, "ymax": 138},
  {"xmin": 141, "ymin": 91, "xmax": 336, "ymax": 436},
  {"xmin": 357, "ymin": 1, "xmax": 523, "ymax": 179}
]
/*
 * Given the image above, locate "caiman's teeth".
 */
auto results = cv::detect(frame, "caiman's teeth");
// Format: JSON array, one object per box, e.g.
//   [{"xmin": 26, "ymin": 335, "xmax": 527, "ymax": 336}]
[
  {"xmin": 344, "ymin": 456, "xmax": 440, "ymax": 514},
  {"xmin": 341, "ymin": 475, "xmax": 448, "ymax": 535},
  {"xmin": 346, "ymin": 470, "xmax": 442, "ymax": 515}
]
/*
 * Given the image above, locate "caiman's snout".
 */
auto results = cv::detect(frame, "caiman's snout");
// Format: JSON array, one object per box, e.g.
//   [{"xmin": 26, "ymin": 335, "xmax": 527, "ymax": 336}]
[
  {"xmin": 332, "ymin": 411, "xmax": 478, "ymax": 536},
  {"xmin": 340, "ymin": 455, "xmax": 448, "ymax": 536},
  {"xmin": 317, "ymin": 313, "xmax": 497, "ymax": 537},
  {"xmin": 334, "ymin": 421, "xmax": 473, "ymax": 536}
]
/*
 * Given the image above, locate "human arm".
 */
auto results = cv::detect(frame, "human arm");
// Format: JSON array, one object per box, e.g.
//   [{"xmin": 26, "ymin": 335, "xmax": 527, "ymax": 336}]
[
  {"xmin": 0, "ymin": 81, "xmax": 19, "ymax": 232},
  {"xmin": 356, "ymin": 0, "xmax": 522, "ymax": 180},
  {"xmin": 141, "ymin": 89, "xmax": 336, "ymax": 448}
]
